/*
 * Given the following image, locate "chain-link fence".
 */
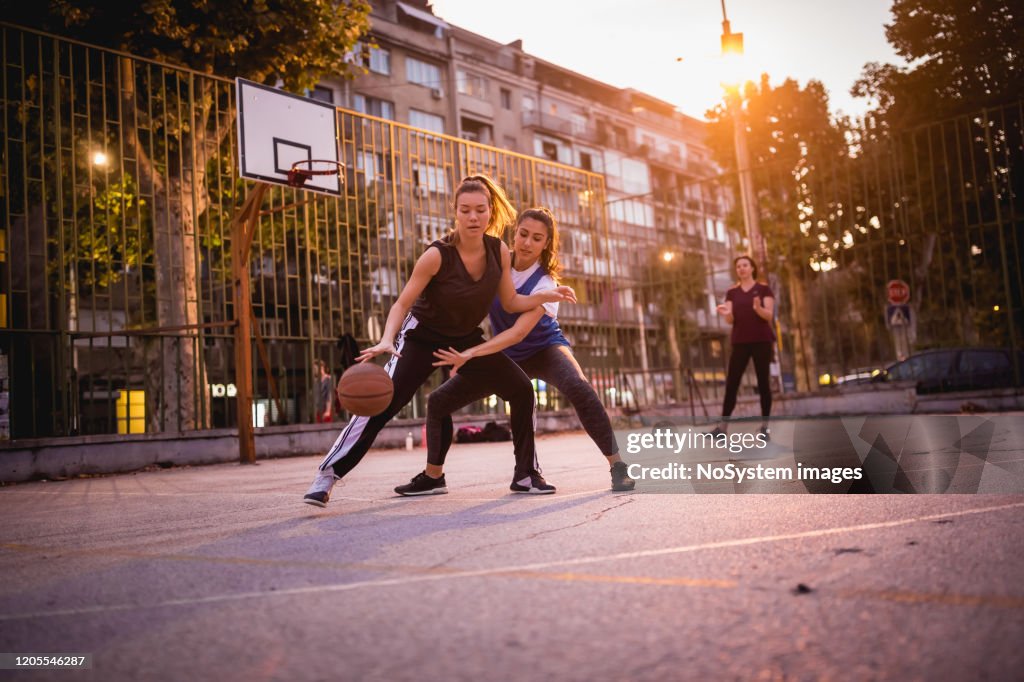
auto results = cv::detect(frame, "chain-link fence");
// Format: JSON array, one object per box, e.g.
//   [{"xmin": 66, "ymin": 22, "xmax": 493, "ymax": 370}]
[
  {"xmin": 0, "ymin": 24, "xmax": 617, "ymax": 439},
  {"xmin": 3, "ymin": 23, "xmax": 1020, "ymax": 441}
]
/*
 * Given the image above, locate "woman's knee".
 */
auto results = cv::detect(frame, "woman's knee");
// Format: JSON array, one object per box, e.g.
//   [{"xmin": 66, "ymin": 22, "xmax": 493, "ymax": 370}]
[
  {"xmin": 427, "ymin": 387, "xmax": 457, "ymax": 415},
  {"xmin": 504, "ymin": 377, "xmax": 536, "ymax": 405}
]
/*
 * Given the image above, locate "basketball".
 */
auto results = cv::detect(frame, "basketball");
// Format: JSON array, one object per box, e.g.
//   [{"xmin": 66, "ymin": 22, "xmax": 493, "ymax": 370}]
[{"xmin": 336, "ymin": 363, "xmax": 394, "ymax": 416}]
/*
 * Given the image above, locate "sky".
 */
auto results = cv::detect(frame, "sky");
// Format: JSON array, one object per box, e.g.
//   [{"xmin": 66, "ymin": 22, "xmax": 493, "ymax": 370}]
[{"xmin": 428, "ymin": 0, "xmax": 905, "ymax": 121}]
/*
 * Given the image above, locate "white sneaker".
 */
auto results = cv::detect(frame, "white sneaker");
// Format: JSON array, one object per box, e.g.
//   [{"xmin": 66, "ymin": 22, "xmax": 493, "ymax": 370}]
[{"xmin": 303, "ymin": 471, "xmax": 338, "ymax": 507}]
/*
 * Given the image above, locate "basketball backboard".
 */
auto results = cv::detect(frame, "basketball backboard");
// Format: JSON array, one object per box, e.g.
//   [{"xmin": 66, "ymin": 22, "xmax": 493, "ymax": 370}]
[{"xmin": 235, "ymin": 78, "xmax": 342, "ymax": 196}]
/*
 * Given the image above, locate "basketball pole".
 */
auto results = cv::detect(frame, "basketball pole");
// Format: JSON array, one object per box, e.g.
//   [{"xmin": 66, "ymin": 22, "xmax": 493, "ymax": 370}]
[{"xmin": 231, "ymin": 182, "xmax": 269, "ymax": 465}]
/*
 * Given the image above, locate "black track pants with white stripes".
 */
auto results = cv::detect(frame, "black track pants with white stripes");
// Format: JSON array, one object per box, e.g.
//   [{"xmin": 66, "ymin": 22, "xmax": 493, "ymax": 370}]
[{"xmin": 319, "ymin": 322, "xmax": 539, "ymax": 482}]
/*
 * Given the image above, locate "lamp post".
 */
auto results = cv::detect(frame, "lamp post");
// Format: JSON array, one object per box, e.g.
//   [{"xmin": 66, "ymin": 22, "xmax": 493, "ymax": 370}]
[{"xmin": 720, "ymin": 1, "xmax": 767, "ymax": 270}]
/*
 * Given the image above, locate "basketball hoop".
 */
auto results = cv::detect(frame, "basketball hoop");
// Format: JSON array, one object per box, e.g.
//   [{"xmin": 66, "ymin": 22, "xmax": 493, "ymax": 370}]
[{"xmin": 287, "ymin": 159, "xmax": 344, "ymax": 189}]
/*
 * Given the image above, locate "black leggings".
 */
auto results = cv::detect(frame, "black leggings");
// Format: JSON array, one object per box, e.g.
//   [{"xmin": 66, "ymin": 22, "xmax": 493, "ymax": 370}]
[
  {"xmin": 429, "ymin": 344, "xmax": 618, "ymax": 467},
  {"xmin": 721, "ymin": 341, "xmax": 773, "ymax": 418},
  {"xmin": 319, "ymin": 316, "xmax": 540, "ymax": 482},
  {"xmin": 518, "ymin": 345, "xmax": 617, "ymax": 456},
  {"xmin": 425, "ymin": 352, "xmax": 540, "ymax": 480}
]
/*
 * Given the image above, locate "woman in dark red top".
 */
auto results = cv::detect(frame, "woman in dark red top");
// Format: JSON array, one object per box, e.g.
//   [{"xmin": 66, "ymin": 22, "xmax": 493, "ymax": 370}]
[{"xmin": 713, "ymin": 256, "xmax": 775, "ymax": 439}]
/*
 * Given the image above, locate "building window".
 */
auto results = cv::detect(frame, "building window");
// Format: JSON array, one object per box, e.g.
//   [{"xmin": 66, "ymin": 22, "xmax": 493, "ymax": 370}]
[
  {"xmin": 413, "ymin": 163, "xmax": 449, "ymax": 193},
  {"xmin": 406, "ymin": 57, "xmax": 442, "ymax": 87},
  {"xmin": 579, "ymin": 152, "xmax": 593, "ymax": 172},
  {"xmin": 609, "ymin": 199, "xmax": 654, "ymax": 228},
  {"xmin": 522, "ymin": 95, "xmax": 535, "ymax": 112},
  {"xmin": 500, "ymin": 88, "xmax": 512, "ymax": 109},
  {"xmin": 368, "ymin": 47, "xmax": 391, "ymax": 75},
  {"xmin": 356, "ymin": 152, "xmax": 383, "ymax": 186},
  {"xmin": 417, "ymin": 214, "xmax": 449, "ymax": 244},
  {"xmin": 409, "ymin": 109, "xmax": 445, "ymax": 134},
  {"xmin": 460, "ymin": 117, "xmax": 493, "ymax": 145},
  {"xmin": 541, "ymin": 141, "xmax": 558, "ymax": 162},
  {"xmin": 352, "ymin": 94, "xmax": 395, "ymax": 120},
  {"xmin": 570, "ymin": 113, "xmax": 588, "ymax": 136},
  {"xmin": 456, "ymin": 70, "xmax": 489, "ymax": 98},
  {"xmin": 310, "ymin": 86, "xmax": 335, "ymax": 103},
  {"xmin": 620, "ymin": 157, "xmax": 651, "ymax": 194},
  {"xmin": 503, "ymin": 135, "xmax": 517, "ymax": 151}
]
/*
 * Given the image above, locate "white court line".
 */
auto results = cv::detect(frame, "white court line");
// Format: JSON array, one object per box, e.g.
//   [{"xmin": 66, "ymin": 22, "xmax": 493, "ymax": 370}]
[
  {"xmin": 0, "ymin": 488, "xmax": 612, "ymax": 503},
  {"xmin": 1, "ymin": 500, "xmax": 1022, "ymax": 622}
]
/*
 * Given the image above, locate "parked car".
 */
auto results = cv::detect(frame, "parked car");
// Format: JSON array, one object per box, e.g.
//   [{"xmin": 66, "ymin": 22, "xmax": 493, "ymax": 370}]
[{"xmin": 873, "ymin": 347, "xmax": 1024, "ymax": 394}]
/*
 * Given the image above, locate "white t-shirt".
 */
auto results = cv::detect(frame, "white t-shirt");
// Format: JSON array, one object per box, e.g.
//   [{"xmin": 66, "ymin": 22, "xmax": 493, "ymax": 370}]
[{"xmin": 511, "ymin": 262, "xmax": 558, "ymax": 319}]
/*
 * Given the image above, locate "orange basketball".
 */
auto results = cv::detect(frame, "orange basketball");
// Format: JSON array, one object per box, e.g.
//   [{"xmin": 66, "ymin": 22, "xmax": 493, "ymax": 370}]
[{"xmin": 336, "ymin": 363, "xmax": 394, "ymax": 416}]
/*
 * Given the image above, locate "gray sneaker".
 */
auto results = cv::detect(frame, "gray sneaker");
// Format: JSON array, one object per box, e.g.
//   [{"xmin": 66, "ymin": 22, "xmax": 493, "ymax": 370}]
[
  {"xmin": 610, "ymin": 461, "xmax": 636, "ymax": 491},
  {"xmin": 303, "ymin": 470, "xmax": 338, "ymax": 507}
]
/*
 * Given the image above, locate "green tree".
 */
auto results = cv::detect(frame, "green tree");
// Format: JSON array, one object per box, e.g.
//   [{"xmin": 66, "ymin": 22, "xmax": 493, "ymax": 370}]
[
  {"xmin": 853, "ymin": 0, "xmax": 1024, "ymax": 129},
  {"xmin": 851, "ymin": 1, "xmax": 1024, "ymax": 358},
  {"xmin": 8, "ymin": 2, "xmax": 371, "ymax": 431}
]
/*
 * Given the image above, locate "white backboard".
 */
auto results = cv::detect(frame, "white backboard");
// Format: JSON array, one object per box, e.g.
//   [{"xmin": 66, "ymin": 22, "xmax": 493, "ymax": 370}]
[{"xmin": 236, "ymin": 78, "xmax": 342, "ymax": 196}]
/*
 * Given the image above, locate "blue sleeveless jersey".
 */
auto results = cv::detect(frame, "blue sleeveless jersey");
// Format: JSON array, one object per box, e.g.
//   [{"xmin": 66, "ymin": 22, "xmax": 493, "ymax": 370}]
[{"xmin": 488, "ymin": 266, "xmax": 570, "ymax": 362}]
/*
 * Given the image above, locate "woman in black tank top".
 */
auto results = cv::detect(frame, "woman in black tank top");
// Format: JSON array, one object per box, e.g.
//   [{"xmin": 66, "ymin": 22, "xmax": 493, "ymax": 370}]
[{"xmin": 303, "ymin": 175, "xmax": 577, "ymax": 507}]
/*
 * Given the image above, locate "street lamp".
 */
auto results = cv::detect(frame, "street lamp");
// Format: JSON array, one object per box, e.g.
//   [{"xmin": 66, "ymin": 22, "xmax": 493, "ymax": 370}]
[{"xmin": 719, "ymin": 1, "xmax": 767, "ymax": 271}]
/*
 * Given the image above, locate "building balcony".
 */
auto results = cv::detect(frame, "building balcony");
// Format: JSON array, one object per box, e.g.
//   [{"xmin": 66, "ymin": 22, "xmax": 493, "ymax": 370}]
[
  {"xmin": 522, "ymin": 111, "xmax": 598, "ymax": 143},
  {"xmin": 646, "ymin": 147, "xmax": 686, "ymax": 170}
]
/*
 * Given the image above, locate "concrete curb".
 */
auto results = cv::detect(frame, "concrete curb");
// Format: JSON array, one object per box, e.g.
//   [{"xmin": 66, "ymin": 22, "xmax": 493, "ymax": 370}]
[{"xmin": 2, "ymin": 387, "xmax": 1021, "ymax": 482}]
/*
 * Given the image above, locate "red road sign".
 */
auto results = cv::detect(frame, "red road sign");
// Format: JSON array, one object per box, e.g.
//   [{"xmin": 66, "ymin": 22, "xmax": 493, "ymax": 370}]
[{"xmin": 887, "ymin": 279, "xmax": 911, "ymax": 305}]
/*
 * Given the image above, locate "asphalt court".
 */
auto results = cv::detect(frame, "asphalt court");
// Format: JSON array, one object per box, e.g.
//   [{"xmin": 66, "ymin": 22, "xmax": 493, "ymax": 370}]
[{"xmin": 1, "ymin": 432, "xmax": 1022, "ymax": 680}]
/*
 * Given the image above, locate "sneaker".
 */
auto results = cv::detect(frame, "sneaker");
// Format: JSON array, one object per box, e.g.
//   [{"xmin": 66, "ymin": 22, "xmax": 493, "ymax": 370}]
[
  {"xmin": 303, "ymin": 470, "xmax": 338, "ymax": 507},
  {"xmin": 709, "ymin": 427, "xmax": 726, "ymax": 438},
  {"xmin": 395, "ymin": 471, "xmax": 448, "ymax": 496},
  {"xmin": 610, "ymin": 461, "xmax": 636, "ymax": 491},
  {"xmin": 510, "ymin": 474, "xmax": 556, "ymax": 495},
  {"xmin": 758, "ymin": 426, "xmax": 771, "ymax": 442}
]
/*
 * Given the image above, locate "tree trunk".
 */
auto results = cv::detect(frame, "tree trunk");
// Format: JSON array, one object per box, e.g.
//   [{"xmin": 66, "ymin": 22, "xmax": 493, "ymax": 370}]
[
  {"xmin": 665, "ymin": 315, "xmax": 685, "ymax": 404},
  {"xmin": 120, "ymin": 57, "xmax": 216, "ymax": 432},
  {"xmin": 145, "ymin": 174, "xmax": 210, "ymax": 432},
  {"xmin": 787, "ymin": 268, "xmax": 818, "ymax": 392}
]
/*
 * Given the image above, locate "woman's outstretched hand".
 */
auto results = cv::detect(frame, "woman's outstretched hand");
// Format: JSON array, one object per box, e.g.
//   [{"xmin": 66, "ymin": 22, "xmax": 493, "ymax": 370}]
[
  {"xmin": 356, "ymin": 339, "xmax": 400, "ymax": 363},
  {"xmin": 432, "ymin": 347, "xmax": 472, "ymax": 375},
  {"xmin": 716, "ymin": 301, "xmax": 733, "ymax": 316},
  {"xmin": 541, "ymin": 285, "xmax": 577, "ymax": 304}
]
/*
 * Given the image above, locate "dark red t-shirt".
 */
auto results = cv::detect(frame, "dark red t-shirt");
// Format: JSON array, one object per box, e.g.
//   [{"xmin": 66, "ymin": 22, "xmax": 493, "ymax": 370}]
[{"xmin": 726, "ymin": 282, "xmax": 775, "ymax": 344}]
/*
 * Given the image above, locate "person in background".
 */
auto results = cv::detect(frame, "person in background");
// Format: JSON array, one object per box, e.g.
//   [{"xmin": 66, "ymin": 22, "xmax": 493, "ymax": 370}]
[
  {"xmin": 713, "ymin": 255, "xmax": 775, "ymax": 440},
  {"xmin": 313, "ymin": 359, "xmax": 334, "ymax": 424}
]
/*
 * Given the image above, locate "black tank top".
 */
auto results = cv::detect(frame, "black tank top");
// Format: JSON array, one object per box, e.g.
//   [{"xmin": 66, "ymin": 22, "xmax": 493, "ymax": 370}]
[{"xmin": 409, "ymin": 234, "xmax": 504, "ymax": 339}]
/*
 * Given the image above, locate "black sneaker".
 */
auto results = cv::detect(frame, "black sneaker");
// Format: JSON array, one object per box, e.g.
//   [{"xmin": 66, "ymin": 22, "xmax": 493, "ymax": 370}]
[
  {"xmin": 610, "ymin": 461, "xmax": 636, "ymax": 491},
  {"xmin": 395, "ymin": 471, "xmax": 448, "ymax": 496},
  {"xmin": 510, "ymin": 474, "xmax": 556, "ymax": 494},
  {"xmin": 709, "ymin": 427, "xmax": 726, "ymax": 438},
  {"xmin": 758, "ymin": 426, "xmax": 771, "ymax": 442}
]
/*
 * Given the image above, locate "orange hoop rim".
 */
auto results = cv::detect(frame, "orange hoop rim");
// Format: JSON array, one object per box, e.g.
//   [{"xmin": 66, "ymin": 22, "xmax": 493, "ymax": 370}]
[{"xmin": 287, "ymin": 159, "xmax": 344, "ymax": 187}]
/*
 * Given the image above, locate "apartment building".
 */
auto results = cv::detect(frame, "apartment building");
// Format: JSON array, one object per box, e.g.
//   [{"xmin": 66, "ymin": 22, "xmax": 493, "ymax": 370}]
[{"xmin": 318, "ymin": 0, "xmax": 743, "ymax": 401}]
